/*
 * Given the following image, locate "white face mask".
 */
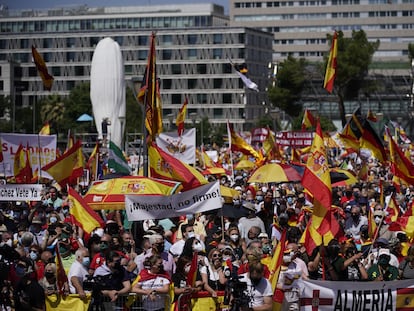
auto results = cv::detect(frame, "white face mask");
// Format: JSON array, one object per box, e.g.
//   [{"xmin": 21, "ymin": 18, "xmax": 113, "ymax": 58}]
[
  {"xmin": 374, "ymin": 216, "xmax": 382, "ymax": 225},
  {"xmin": 283, "ymin": 255, "xmax": 292, "ymax": 263},
  {"xmin": 6, "ymin": 239, "xmax": 12, "ymax": 247},
  {"xmin": 193, "ymin": 242, "xmax": 203, "ymax": 252},
  {"xmin": 184, "ymin": 265, "xmax": 191, "ymax": 273},
  {"xmin": 187, "ymin": 232, "xmax": 195, "ymax": 239},
  {"xmin": 230, "ymin": 234, "xmax": 239, "ymax": 242}
]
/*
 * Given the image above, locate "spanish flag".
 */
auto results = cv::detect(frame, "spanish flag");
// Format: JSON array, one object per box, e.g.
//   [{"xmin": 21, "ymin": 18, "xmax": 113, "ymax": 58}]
[
  {"xmin": 138, "ymin": 33, "xmax": 162, "ymax": 141},
  {"xmin": 323, "ymin": 31, "xmax": 338, "ymax": 93},
  {"xmin": 42, "ymin": 140, "xmax": 84, "ymax": 187},
  {"xmin": 227, "ymin": 121, "xmax": 260, "ymax": 160},
  {"xmin": 87, "ymin": 142, "xmax": 99, "ymax": 181},
  {"xmin": 301, "ymin": 109, "xmax": 317, "ymax": 130},
  {"xmin": 68, "ymin": 187, "xmax": 104, "ymax": 234},
  {"xmin": 387, "ymin": 127, "xmax": 414, "ymax": 184},
  {"xmin": 54, "ymin": 244, "xmax": 68, "ymax": 295},
  {"xmin": 176, "ymin": 97, "xmax": 188, "ymax": 137},
  {"xmin": 149, "ymin": 142, "xmax": 207, "ymax": 191},
  {"xmin": 31, "ymin": 46, "xmax": 54, "ymax": 91},
  {"xmin": 301, "ymin": 121, "xmax": 340, "ymax": 252},
  {"xmin": 263, "ymin": 126, "xmax": 283, "ymax": 162},
  {"xmin": 14, "ymin": 144, "xmax": 33, "ymax": 184},
  {"xmin": 39, "ymin": 122, "xmax": 50, "ymax": 135}
]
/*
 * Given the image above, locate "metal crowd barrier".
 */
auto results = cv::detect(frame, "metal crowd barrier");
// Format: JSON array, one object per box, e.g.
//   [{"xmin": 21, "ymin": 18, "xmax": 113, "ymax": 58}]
[{"xmin": 92, "ymin": 293, "xmax": 171, "ymax": 311}]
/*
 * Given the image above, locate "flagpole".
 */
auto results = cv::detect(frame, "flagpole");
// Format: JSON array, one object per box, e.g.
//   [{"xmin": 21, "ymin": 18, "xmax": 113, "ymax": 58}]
[{"xmin": 37, "ymin": 134, "xmax": 42, "ymax": 183}]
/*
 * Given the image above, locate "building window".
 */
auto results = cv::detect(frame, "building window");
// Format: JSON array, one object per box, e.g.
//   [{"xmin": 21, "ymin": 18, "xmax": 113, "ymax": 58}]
[
  {"xmin": 213, "ymin": 108, "xmax": 223, "ymax": 118},
  {"xmin": 213, "ymin": 78, "xmax": 222, "ymax": 89},
  {"xmin": 213, "ymin": 49, "xmax": 222, "ymax": 59},
  {"xmin": 162, "ymin": 49, "xmax": 172, "ymax": 60},
  {"xmin": 222, "ymin": 63, "xmax": 232, "ymax": 74},
  {"xmin": 197, "ymin": 64, "xmax": 207, "ymax": 74},
  {"xmin": 138, "ymin": 50, "xmax": 147, "ymax": 60},
  {"xmin": 162, "ymin": 34, "xmax": 173, "ymax": 45},
  {"xmin": 197, "ymin": 93, "xmax": 207, "ymax": 104},
  {"xmin": 213, "ymin": 33, "xmax": 222, "ymax": 44},
  {"xmin": 188, "ymin": 79, "xmax": 197, "ymax": 89},
  {"xmin": 172, "ymin": 64, "xmax": 181, "ymax": 74},
  {"xmin": 163, "ymin": 79, "xmax": 172, "ymax": 89},
  {"xmin": 172, "ymin": 94, "xmax": 181, "ymax": 104},
  {"xmin": 138, "ymin": 36, "xmax": 148, "ymax": 46},
  {"xmin": 188, "ymin": 49, "xmax": 197, "ymax": 59},
  {"xmin": 187, "ymin": 34, "xmax": 197, "ymax": 45},
  {"xmin": 223, "ymin": 93, "xmax": 232, "ymax": 103}
]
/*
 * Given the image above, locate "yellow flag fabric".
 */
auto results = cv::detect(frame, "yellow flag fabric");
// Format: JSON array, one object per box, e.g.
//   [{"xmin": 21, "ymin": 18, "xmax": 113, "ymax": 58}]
[
  {"xmin": 39, "ymin": 122, "xmax": 50, "ymax": 135},
  {"xmin": 32, "ymin": 46, "xmax": 54, "ymax": 91},
  {"xmin": 42, "ymin": 140, "xmax": 84, "ymax": 187},
  {"xmin": 46, "ymin": 294, "xmax": 91, "ymax": 311},
  {"xmin": 176, "ymin": 97, "xmax": 188, "ymax": 136},
  {"xmin": 323, "ymin": 31, "xmax": 337, "ymax": 93}
]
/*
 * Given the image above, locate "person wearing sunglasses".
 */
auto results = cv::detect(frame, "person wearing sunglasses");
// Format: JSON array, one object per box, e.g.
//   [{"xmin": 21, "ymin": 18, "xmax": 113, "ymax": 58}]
[{"xmin": 200, "ymin": 248, "xmax": 227, "ymax": 298}]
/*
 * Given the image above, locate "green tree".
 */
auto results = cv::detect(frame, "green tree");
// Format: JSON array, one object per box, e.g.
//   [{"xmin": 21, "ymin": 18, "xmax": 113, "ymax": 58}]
[
  {"xmin": 63, "ymin": 82, "xmax": 93, "ymax": 133},
  {"xmin": 268, "ymin": 55, "xmax": 306, "ymax": 117},
  {"xmin": 39, "ymin": 94, "xmax": 65, "ymax": 135},
  {"xmin": 291, "ymin": 111, "xmax": 337, "ymax": 131},
  {"xmin": 125, "ymin": 86, "xmax": 143, "ymax": 134},
  {"xmin": 326, "ymin": 30, "xmax": 379, "ymax": 126},
  {"xmin": 408, "ymin": 43, "xmax": 414, "ymax": 60}
]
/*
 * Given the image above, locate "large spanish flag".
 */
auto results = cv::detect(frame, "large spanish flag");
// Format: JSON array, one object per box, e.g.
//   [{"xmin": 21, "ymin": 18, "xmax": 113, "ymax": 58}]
[
  {"xmin": 42, "ymin": 140, "xmax": 84, "ymax": 187},
  {"xmin": 31, "ymin": 46, "xmax": 54, "ymax": 91},
  {"xmin": 301, "ymin": 121, "xmax": 340, "ymax": 252},
  {"xmin": 138, "ymin": 33, "xmax": 162, "ymax": 141},
  {"xmin": 388, "ymin": 127, "xmax": 414, "ymax": 184},
  {"xmin": 68, "ymin": 187, "xmax": 104, "ymax": 234},
  {"xmin": 149, "ymin": 143, "xmax": 207, "ymax": 191},
  {"xmin": 176, "ymin": 97, "xmax": 188, "ymax": 137},
  {"xmin": 301, "ymin": 109, "xmax": 317, "ymax": 130},
  {"xmin": 323, "ymin": 31, "xmax": 338, "ymax": 93}
]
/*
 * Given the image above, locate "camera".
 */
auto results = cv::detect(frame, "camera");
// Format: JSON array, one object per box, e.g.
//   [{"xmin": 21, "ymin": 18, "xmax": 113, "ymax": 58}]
[{"xmin": 224, "ymin": 273, "xmax": 250, "ymax": 311}]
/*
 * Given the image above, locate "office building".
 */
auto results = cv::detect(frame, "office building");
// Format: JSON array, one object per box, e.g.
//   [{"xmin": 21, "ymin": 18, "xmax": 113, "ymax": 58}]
[{"xmin": 0, "ymin": 4, "xmax": 273, "ymax": 132}]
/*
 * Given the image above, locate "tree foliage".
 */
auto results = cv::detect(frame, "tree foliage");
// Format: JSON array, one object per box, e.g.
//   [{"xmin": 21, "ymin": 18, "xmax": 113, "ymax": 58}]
[
  {"xmin": 268, "ymin": 55, "xmax": 306, "ymax": 117},
  {"xmin": 327, "ymin": 30, "xmax": 379, "ymax": 126}
]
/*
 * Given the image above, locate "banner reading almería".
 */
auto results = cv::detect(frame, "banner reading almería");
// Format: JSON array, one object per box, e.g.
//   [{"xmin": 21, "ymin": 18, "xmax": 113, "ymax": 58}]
[
  {"xmin": 0, "ymin": 133, "xmax": 57, "ymax": 177},
  {"xmin": 125, "ymin": 181, "xmax": 221, "ymax": 221},
  {"xmin": 299, "ymin": 279, "xmax": 414, "ymax": 310},
  {"xmin": 0, "ymin": 184, "xmax": 43, "ymax": 201}
]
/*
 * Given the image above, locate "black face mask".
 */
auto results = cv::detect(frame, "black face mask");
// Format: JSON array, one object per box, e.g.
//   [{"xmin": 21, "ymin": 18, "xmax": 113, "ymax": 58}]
[
  {"xmin": 44, "ymin": 272, "xmax": 55, "ymax": 279},
  {"xmin": 154, "ymin": 244, "xmax": 164, "ymax": 253},
  {"xmin": 351, "ymin": 214, "xmax": 359, "ymax": 222},
  {"xmin": 250, "ymin": 277, "xmax": 261, "ymax": 286},
  {"xmin": 113, "ymin": 262, "xmax": 122, "ymax": 272}
]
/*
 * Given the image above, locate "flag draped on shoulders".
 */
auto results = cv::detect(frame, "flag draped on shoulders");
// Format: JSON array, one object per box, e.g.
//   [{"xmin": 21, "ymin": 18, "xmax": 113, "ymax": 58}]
[
  {"xmin": 176, "ymin": 97, "xmax": 188, "ymax": 136},
  {"xmin": 227, "ymin": 122, "xmax": 260, "ymax": 160},
  {"xmin": 301, "ymin": 109, "xmax": 317, "ymax": 130},
  {"xmin": 323, "ymin": 31, "xmax": 338, "ymax": 93},
  {"xmin": 42, "ymin": 140, "xmax": 84, "ymax": 187},
  {"xmin": 301, "ymin": 122, "xmax": 339, "ymax": 252},
  {"xmin": 31, "ymin": 46, "xmax": 54, "ymax": 91},
  {"xmin": 138, "ymin": 33, "xmax": 162, "ymax": 141},
  {"xmin": 148, "ymin": 143, "xmax": 207, "ymax": 191},
  {"xmin": 68, "ymin": 187, "xmax": 104, "ymax": 234},
  {"xmin": 108, "ymin": 141, "xmax": 131, "ymax": 175}
]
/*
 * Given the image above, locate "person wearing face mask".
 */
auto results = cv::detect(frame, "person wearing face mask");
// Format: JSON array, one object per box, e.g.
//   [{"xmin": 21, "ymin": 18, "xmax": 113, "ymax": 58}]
[
  {"xmin": 39, "ymin": 262, "xmax": 64, "ymax": 295},
  {"xmin": 170, "ymin": 224, "xmax": 205, "ymax": 259},
  {"xmin": 226, "ymin": 226, "xmax": 243, "ymax": 261},
  {"xmin": 172, "ymin": 255, "xmax": 203, "ymax": 305},
  {"xmin": 132, "ymin": 255, "xmax": 171, "ymax": 311},
  {"xmin": 134, "ymin": 234, "xmax": 176, "ymax": 277},
  {"xmin": 372, "ymin": 210, "xmax": 395, "ymax": 241},
  {"xmin": 238, "ymin": 262, "xmax": 272, "ymax": 311},
  {"xmin": 344, "ymin": 205, "xmax": 368, "ymax": 240},
  {"xmin": 68, "ymin": 248, "xmax": 90, "ymax": 299},
  {"xmin": 175, "ymin": 213, "xmax": 206, "ymax": 242},
  {"xmin": 276, "ymin": 248, "xmax": 303, "ymax": 311},
  {"xmin": 13, "ymin": 257, "xmax": 46, "ymax": 311},
  {"xmin": 200, "ymin": 248, "xmax": 227, "ymax": 297},
  {"xmin": 93, "ymin": 250, "xmax": 131, "ymax": 303}
]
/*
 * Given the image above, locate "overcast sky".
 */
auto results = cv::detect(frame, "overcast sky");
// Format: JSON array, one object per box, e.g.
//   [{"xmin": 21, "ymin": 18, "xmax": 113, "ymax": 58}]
[{"xmin": 4, "ymin": 0, "xmax": 228, "ymax": 13}]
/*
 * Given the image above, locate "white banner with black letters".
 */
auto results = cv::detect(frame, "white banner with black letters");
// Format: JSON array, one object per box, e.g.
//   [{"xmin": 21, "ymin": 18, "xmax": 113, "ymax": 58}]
[
  {"xmin": 299, "ymin": 279, "xmax": 414, "ymax": 310},
  {"xmin": 125, "ymin": 181, "xmax": 221, "ymax": 221},
  {"xmin": 0, "ymin": 184, "xmax": 44, "ymax": 201}
]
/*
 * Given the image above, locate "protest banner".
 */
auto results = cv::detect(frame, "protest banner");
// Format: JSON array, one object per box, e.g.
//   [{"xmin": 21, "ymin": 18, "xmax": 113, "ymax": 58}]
[
  {"xmin": 0, "ymin": 184, "xmax": 43, "ymax": 201},
  {"xmin": 299, "ymin": 279, "xmax": 414, "ymax": 311},
  {"xmin": 0, "ymin": 133, "xmax": 57, "ymax": 178},
  {"xmin": 275, "ymin": 131, "xmax": 314, "ymax": 147},
  {"xmin": 125, "ymin": 181, "xmax": 221, "ymax": 221}
]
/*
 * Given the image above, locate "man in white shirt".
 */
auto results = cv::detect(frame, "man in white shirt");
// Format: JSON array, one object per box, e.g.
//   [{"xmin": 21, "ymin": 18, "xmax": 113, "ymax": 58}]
[
  {"xmin": 68, "ymin": 248, "xmax": 90, "ymax": 299},
  {"xmin": 238, "ymin": 262, "xmax": 272, "ymax": 311}
]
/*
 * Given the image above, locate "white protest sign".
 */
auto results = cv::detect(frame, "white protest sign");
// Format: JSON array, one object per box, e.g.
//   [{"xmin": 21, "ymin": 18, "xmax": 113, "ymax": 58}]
[
  {"xmin": 0, "ymin": 184, "xmax": 44, "ymax": 201},
  {"xmin": 0, "ymin": 133, "xmax": 57, "ymax": 178},
  {"xmin": 125, "ymin": 181, "xmax": 221, "ymax": 221}
]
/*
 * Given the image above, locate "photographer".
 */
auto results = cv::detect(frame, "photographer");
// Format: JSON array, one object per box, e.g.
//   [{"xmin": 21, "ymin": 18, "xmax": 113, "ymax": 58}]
[{"xmin": 237, "ymin": 262, "xmax": 272, "ymax": 311}]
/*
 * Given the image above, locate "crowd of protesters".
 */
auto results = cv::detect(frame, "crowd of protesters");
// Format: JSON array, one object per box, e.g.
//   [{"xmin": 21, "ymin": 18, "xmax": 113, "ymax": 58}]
[{"xmin": 0, "ymin": 148, "xmax": 414, "ymax": 311}]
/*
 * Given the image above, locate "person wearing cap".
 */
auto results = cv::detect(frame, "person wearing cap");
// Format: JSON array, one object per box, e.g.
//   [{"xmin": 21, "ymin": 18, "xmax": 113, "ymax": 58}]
[
  {"xmin": 29, "ymin": 216, "xmax": 47, "ymax": 247},
  {"xmin": 398, "ymin": 245, "xmax": 414, "ymax": 279},
  {"xmin": 367, "ymin": 253, "xmax": 399, "ymax": 281},
  {"xmin": 363, "ymin": 238, "xmax": 399, "ymax": 270}
]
